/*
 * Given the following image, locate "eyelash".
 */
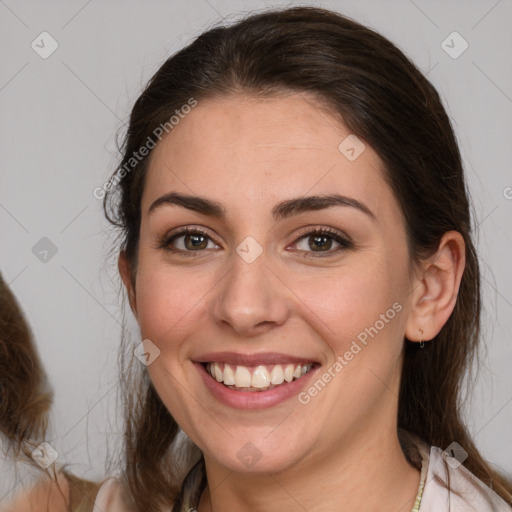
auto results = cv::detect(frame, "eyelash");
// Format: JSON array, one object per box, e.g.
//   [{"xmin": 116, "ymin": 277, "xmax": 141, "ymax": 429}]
[{"xmin": 157, "ymin": 226, "xmax": 353, "ymax": 259}]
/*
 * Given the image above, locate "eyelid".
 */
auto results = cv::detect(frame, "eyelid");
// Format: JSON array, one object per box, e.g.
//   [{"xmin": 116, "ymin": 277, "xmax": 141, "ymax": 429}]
[
  {"xmin": 158, "ymin": 225, "xmax": 220, "ymax": 250},
  {"xmin": 160, "ymin": 224, "xmax": 351, "ymax": 244},
  {"xmin": 287, "ymin": 226, "xmax": 353, "ymax": 258},
  {"xmin": 158, "ymin": 224, "xmax": 353, "ymax": 256},
  {"xmin": 291, "ymin": 224, "xmax": 353, "ymax": 243}
]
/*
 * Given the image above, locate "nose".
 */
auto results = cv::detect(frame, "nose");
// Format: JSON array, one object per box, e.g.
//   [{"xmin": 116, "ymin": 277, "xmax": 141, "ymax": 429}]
[{"xmin": 211, "ymin": 248, "xmax": 290, "ymax": 336}]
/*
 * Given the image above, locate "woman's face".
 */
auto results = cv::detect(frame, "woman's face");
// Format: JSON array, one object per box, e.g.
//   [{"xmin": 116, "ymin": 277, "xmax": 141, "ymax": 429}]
[{"xmin": 128, "ymin": 93, "xmax": 417, "ymax": 474}]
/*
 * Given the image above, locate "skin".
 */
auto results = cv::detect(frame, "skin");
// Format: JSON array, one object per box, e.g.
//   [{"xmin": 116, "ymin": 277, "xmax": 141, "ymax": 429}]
[
  {"xmin": 119, "ymin": 93, "xmax": 465, "ymax": 512},
  {"xmin": 1, "ymin": 471, "xmax": 69, "ymax": 512}
]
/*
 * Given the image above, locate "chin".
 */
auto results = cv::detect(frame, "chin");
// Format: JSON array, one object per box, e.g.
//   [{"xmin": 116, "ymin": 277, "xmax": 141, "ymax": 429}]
[{"xmin": 201, "ymin": 436, "xmax": 307, "ymax": 475}]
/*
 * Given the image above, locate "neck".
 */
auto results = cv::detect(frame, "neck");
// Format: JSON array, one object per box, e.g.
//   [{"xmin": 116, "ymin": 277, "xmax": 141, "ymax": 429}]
[{"xmin": 197, "ymin": 424, "xmax": 421, "ymax": 512}]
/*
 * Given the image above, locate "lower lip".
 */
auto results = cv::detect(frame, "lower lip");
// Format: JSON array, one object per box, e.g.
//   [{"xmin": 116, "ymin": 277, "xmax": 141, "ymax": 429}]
[{"xmin": 194, "ymin": 362, "xmax": 319, "ymax": 410}]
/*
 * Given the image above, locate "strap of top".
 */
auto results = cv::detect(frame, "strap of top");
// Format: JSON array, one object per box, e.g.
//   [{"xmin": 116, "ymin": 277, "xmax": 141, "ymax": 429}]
[
  {"xmin": 410, "ymin": 443, "xmax": 429, "ymax": 511},
  {"xmin": 62, "ymin": 469, "xmax": 103, "ymax": 512}
]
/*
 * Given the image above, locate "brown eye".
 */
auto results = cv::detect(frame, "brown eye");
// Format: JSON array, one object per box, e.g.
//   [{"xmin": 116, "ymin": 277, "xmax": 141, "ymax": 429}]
[
  {"xmin": 159, "ymin": 227, "xmax": 220, "ymax": 256},
  {"xmin": 308, "ymin": 234, "xmax": 334, "ymax": 251},
  {"xmin": 291, "ymin": 228, "xmax": 353, "ymax": 258},
  {"xmin": 182, "ymin": 233, "xmax": 208, "ymax": 250}
]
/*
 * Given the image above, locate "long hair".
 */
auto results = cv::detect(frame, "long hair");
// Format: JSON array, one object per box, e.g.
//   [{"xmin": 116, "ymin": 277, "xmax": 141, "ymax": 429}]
[
  {"xmin": 0, "ymin": 272, "xmax": 58, "ymax": 504},
  {"xmin": 0, "ymin": 274, "xmax": 54, "ymax": 452},
  {"xmin": 102, "ymin": 6, "xmax": 512, "ymax": 510},
  {"xmin": 0, "ymin": 273, "xmax": 101, "ymax": 511}
]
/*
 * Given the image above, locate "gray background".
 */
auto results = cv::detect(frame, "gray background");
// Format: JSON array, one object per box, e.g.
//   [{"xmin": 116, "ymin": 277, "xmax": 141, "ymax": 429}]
[{"xmin": 1, "ymin": 0, "xmax": 511, "ymax": 481}]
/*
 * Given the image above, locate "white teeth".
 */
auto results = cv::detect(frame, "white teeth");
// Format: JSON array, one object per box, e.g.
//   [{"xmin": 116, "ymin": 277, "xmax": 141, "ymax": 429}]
[
  {"xmin": 251, "ymin": 366, "xmax": 271, "ymax": 388},
  {"xmin": 270, "ymin": 365, "xmax": 284, "ymax": 385},
  {"xmin": 284, "ymin": 364, "xmax": 295, "ymax": 382},
  {"xmin": 206, "ymin": 362, "xmax": 313, "ymax": 391},
  {"xmin": 214, "ymin": 364, "xmax": 223, "ymax": 382},
  {"xmin": 223, "ymin": 364, "xmax": 235, "ymax": 385},
  {"xmin": 234, "ymin": 366, "xmax": 252, "ymax": 387}
]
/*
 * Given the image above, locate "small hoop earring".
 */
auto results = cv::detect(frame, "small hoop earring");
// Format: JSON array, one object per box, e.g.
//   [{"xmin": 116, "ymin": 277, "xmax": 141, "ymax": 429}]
[{"xmin": 419, "ymin": 327, "xmax": 425, "ymax": 348}]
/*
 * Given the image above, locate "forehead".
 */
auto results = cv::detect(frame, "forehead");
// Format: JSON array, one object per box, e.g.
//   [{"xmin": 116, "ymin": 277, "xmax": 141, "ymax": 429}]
[{"xmin": 141, "ymin": 93, "xmax": 397, "ymax": 222}]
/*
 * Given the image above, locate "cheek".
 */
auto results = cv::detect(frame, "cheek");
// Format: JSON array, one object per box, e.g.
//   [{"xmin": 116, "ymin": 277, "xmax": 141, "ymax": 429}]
[
  {"xmin": 134, "ymin": 255, "xmax": 212, "ymax": 344},
  {"xmin": 290, "ymin": 259, "xmax": 404, "ymax": 353}
]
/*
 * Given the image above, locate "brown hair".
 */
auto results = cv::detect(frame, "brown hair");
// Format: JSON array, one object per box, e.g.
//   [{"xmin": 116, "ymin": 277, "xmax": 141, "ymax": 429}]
[
  {"xmin": 102, "ymin": 6, "xmax": 512, "ymax": 510},
  {"xmin": 0, "ymin": 272, "xmax": 60, "ymax": 505},
  {"xmin": 0, "ymin": 273, "xmax": 102, "ymax": 511},
  {"xmin": 0, "ymin": 272, "xmax": 53, "ymax": 454}
]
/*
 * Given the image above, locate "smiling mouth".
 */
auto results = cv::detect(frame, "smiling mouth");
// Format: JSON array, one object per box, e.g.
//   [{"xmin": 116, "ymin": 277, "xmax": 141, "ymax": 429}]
[{"xmin": 203, "ymin": 361, "xmax": 316, "ymax": 392}]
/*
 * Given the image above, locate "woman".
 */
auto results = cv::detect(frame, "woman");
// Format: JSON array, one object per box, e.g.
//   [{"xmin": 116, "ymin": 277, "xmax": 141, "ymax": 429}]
[{"xmin": 95, "ymin": 6, "xmax": 512, "ymax": 511}]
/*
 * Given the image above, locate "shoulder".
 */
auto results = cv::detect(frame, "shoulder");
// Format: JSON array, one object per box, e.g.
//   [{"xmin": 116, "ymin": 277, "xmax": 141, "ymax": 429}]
[
  {"xmin": 420, "ymin": 446, "xmax": 512, "ymax": 512},
  {"xmin": 0, "ymin": 467, "xmax": 70, "ymax": 512},
  {"xmin": 94, "ymin": 477, "xmax": 131, "ymax": 512},
  {"xmin": 0, "ymin": 455, "xmax": 42, "ymax": 505},
  {"xmin": 94, "ymin": 476, "xmax": 178, "ymax": 512}
]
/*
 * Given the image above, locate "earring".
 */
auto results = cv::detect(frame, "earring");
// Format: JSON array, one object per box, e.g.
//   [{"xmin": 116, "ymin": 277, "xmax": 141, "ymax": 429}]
[{"xmin": 419, "ymin": 327, "xmax": 425, "ymax": 348}]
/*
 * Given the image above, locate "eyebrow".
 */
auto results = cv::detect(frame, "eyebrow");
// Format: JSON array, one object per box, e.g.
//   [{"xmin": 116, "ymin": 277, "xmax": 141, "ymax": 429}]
[{"xmin": 148, "ymin": 192, "xmax": 376, "ymax": 222}]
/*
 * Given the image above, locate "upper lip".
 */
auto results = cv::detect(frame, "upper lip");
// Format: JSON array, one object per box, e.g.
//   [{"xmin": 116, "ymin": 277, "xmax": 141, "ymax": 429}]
[{"xmin": 194, "ymin": 352, "xmax": 319, "ymax": 366}]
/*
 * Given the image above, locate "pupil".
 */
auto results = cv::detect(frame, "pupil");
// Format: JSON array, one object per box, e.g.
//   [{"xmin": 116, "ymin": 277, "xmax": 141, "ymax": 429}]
[
  {"xmin": 186, "ymin": 234, "xmax": 206, "ymax": 250},
  {"xmin": 311, "ymin": 235, "xmax": 331, "ymax": 251}
]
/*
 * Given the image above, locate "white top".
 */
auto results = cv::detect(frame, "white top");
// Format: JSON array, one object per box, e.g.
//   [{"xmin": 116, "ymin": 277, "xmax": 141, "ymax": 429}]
[
  {"xmin": 420, "ymin": 446, "xmax": 510, "ymax": 511},
  {"xmin": 93, "ymin": 445, "xmax": 512, "ymax": 512}
]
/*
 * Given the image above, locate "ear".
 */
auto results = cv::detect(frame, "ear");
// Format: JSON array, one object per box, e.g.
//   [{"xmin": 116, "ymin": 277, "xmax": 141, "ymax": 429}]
[
  {"xmin": 404, "ymin": 231, "xmax": 466, "ymax": 343},
  {"xmin": 118, "ymin": 250, "xmax": 137, "ymax": 318}
]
